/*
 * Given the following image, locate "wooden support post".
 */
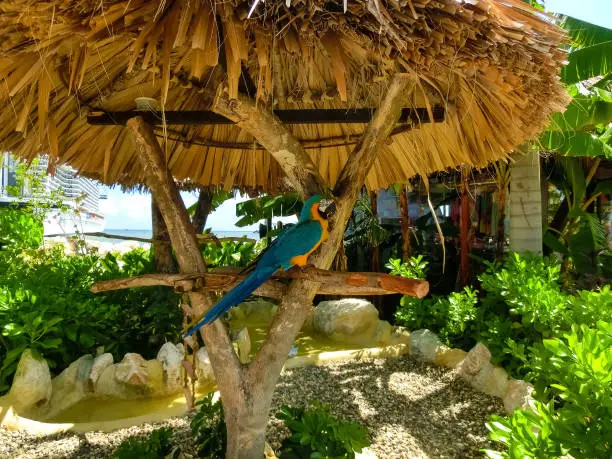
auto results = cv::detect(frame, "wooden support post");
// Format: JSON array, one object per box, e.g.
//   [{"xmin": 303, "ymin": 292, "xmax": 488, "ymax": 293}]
[
  {"xmin": 152, "ymin": 196, "xmax": 177, "ymax": 273},
  {"xmin": 399, "ymin": 185, "xmax": 411, "ymax": 261},
  {"xmin": 192, "ymin": 188, "xmax": 213, "ymax": 234},
  {"xmin": 126, "ymin": 117, "xmax": 248, "ymax": 457},
  {"xmin": 249, "ymin": 74, "xmax": 415, "ymax": 404},
  {"xmin": 493, "ymin": 161, "xmax": 510, "ymax": 261},
  {"xmin": 213, "ymin": 93, "xmax": 327, "ymax": 199},
  {"xmin": 122, "ymin": 74, "xmax": 414, "ymax": 459},
  {"xmin": 370, "ymin": 190, "xmax": 380, "ymax": 272},
  {"xmin": 458, "ymin": 168, "xmax": 471, "ymax": 288}
]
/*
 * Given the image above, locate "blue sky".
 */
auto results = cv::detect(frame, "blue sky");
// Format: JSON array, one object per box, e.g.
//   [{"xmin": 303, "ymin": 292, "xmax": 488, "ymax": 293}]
[
  {"xmin": 100, "ymin": 0, "xmax": 611, "ymax": 231},
  {"xmin": 545, "ymin": 0, "xmax": 612, "ymax": 29}
]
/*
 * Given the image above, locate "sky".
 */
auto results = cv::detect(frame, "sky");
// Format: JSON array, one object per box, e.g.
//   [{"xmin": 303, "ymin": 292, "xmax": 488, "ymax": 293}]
[
  {"xmin": 545, "ymin": 0, "xmax": 612, "ymax": 29},
  {"xmin": 99, "ymin": 0, "xmax": 611, "ymax": 231},
  {"xmin": 100, "ymin": 187, "xmax": 297, "ymax": 231}
]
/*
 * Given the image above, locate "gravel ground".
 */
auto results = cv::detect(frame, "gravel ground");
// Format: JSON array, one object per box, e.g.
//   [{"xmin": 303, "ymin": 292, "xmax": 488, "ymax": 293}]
[{"xmin": 0, "ymin": 355, "xmax": 503, "ymax": 458}]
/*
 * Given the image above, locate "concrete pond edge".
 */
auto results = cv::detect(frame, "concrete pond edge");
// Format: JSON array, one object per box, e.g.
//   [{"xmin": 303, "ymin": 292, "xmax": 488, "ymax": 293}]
[{"xmin": 0, "ymin": 327, "xmax": 533, "ymax": 437}]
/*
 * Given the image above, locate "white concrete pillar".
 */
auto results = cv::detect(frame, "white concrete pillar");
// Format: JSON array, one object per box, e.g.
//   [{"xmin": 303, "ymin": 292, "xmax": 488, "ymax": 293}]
[{"xmin": 509, "ymin": 151, "xmax": 543, "ymax": 254}]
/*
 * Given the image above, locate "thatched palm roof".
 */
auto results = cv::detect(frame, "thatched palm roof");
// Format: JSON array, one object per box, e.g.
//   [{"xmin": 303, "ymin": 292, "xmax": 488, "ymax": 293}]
[{"xmin": 0, "ymin": 0, "xmax": 568, "ymax": 192}]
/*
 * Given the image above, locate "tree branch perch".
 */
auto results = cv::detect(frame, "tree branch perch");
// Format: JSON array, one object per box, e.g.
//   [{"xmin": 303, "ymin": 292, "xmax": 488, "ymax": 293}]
[{"xmin": 90, "ymin": 267, "xmax": 429, "ymax": 298}]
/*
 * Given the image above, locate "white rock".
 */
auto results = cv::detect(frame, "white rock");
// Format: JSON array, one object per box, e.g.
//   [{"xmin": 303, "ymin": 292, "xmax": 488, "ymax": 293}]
[
  {"xmin": 45, "ymin": 355, "xmax": 94, "ymax": 419},
  {"xmin": 94, "ymin": 356, "xmax": 163, "ymax": 399},
  {"xmin": 457, "ymin": 343, "xmax": 492, "ymax": 378},
  {"xmin": 233, "ymin": 328, "xmax": 251, "ymax": 364},
  {"xmin": 409, "ymin": 329, "xmax": 443, "ymax": 362},
  {"xmin": 389, "ymin": 327, "xmax": 411, "ymax": 347},
  {"xmin": 89, "ymin": 353, "xmax": 113, "ymax": 385},
  {"xmin": 374, "ymin": 321, "xmax": 392, "ymax": 346},
  {"xmin": 503, "ymin": 379, "xmax": 534, "ymax": 413},
  {"xmin": 157, "ymin": 343, "xmax": 184, "ymax": 394},
  {"xmin": 356, "ymin": 447, "xmax": 378, "ymax": 458},
  {"xmin": 115, "ymin": 353, "xmax": 149, "ymax": 386},
  {"xmin": 196, "ymin": 348, "xmax": 215, "ymax": 386},
  {"xmin": 5, "ymin": 349, "xmax": 51, "ymax": 416},
  {"xmin": 313, "ymin": 298, "xmax": 380, "ymax": 346}
]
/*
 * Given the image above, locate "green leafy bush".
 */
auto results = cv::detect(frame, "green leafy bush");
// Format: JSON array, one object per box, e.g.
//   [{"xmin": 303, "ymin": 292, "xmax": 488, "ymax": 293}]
[
  {"xmin": 277, "ymin": 402, "xmax": 370, "ymax": 459},
  {"xmin": 486, "ymin": 321, "xmax": 612, "ymax": 459},
  {"xmin": 202, "ymin": 240, "xmax": 257, "ymax": 268},
  {"xmin": 112, "ymin": 427, "xmax": 174, "ymax": 459},
  {"xmin": 475, "ymin": 254, "xmax": 611, "ymax": 377},
  {"xmin": 395, "ymin": 288, "xmax": 479, "ymax": 348},
  {"xmin": 190, "ymin": 393, "xmax": 227, "ymax": 458},
  {"xmin": 0, "ymin": 208, "xmax": 43, "ymax": 249},
  {"xmin": 385, "ymin": 255, "xmax": 428, "ymax": 280},
  {"xmin": 0, "ymin": 246, "xmax": 182, "ymax": 394}
]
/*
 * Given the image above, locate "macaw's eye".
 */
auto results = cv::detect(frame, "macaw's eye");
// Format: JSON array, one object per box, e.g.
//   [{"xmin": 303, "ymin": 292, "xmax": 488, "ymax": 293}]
[{"xmin": 319, "ymin": 199, "xmax": 335, "ymax": 218}]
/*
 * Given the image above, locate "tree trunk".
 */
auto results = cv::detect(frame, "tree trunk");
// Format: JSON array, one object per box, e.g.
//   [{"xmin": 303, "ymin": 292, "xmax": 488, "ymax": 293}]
[
  {"xmin": 370, "ymin": 190, "xmax": 380, "ymax": 272},
  {"xmin": 399, "ymin": 185, "xmax": 411, "ymax": 261},
  {"xmin": 126, "ymin": 74, "xmax": 413, "ymax": 458},
  {"xmin": 332, "ymin": 238, "xmax": 348, "ymax": 272},
  {"xmin": 495, "ymin": 183, "xmax": 507, "ymax": 261},
  {"xmin": 151, "ymin": 197, "xmax": 177, "ymax": 273},
  {"xmin": 458, "ymin": 169, "xmax": 471, "ymax": 288},
  {"xmin": 192, "ymin": 188, "xmax": 213, "ymax": 234},
  {"xmin": 127, "ymin": 117, "xmax": 246, "ymax": 458}
]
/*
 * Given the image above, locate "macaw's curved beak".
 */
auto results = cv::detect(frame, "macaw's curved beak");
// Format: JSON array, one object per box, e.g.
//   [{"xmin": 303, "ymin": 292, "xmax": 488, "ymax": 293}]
[{"xmin": 318, "ymin": 199, "xmax": 336, "ymax": 219}]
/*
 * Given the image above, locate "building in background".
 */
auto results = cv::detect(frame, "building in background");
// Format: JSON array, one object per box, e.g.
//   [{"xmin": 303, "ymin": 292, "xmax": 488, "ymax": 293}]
[{"xmin": 1, "ymin": 153, "xmax": 105, "ymax": 235}]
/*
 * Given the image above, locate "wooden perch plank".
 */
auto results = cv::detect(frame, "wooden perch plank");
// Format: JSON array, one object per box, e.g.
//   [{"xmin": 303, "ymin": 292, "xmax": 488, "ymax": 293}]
[{"xmin": 90, "ymin": 267, "xmax": 429, "ymax": 298}]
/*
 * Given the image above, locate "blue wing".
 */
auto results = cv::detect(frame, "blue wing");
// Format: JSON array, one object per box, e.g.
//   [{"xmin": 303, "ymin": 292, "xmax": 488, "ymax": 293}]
[{"xmin": 258, "ymin": 220, "xmax": 323, "ymax": 270}]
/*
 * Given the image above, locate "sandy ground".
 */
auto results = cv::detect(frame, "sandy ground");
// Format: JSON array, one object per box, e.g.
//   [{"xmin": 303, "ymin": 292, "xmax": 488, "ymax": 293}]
[{"xmin": 0, "ymin": 355, "xmax": 503, "ymax": 458}]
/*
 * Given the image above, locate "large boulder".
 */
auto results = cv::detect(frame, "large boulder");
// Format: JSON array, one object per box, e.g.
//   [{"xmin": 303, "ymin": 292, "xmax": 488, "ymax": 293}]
[
  {"xmin": 313, "ymin": 299, "xmax": 380, "ymax": 346},
  {"xmin": 94, "ymin": 353, "xmax": 164, "ymax": 399},
  {"xmin": 3, "ymin": 349, "xmax": 52, "ymax": 416},
  {"xmin": 44, "ymin": 355, "xmax": 94, "ymax": 419},
  {"xmin": 157, "ymin": 343, "xmax": 185, "ymax": 395}
]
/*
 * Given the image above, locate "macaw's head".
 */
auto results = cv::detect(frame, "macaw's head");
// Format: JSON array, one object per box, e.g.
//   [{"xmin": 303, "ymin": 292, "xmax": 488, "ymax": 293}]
[{"xmin": 299, "ymin": 195, "xmax": 322, "ymax": 222}]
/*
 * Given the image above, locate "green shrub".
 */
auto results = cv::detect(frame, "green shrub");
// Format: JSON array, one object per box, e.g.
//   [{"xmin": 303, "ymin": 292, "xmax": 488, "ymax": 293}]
[
  {"xmin": 0, "ymin": 246, "xmax": 182, "ymax": 394},
  {"xmin": 395, "ymin": 287, "xmax": 478, "ymax": 348},
  {"xmin": 190, "ymin": 393, "xmax": 227, "ymax": 458},
  {"xmin": 112, "ymin": 427, "xmax": 174, "ymax": 459},
  {"xmin": 485, "ymin": 321, "xmax": 612, "ymax": 458},
  {"xmin": 277, "ymin": 402, "xmax": 370, "ymax": 459},
  {"xmin": 201, "ymin": 240, "xmax": 257, "ymax": 268},
  {"xmin": 0, "ymin": 208, "xmax": 43, "ymax": 249},
  {"xmin": 391, "ymin": 256, "xmax": 478, "ymax": 348},
  {"xmin": 475, "ymin": 254, "xmax": 611, "ymax": 377},
  {"xmin": 385, "ymin": 255, "xmax": 428, "ymax": 280}
]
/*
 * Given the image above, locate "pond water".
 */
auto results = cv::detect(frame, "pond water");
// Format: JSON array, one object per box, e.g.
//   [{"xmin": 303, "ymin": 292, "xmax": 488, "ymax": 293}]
[{"xmin": 42, "ymin": 323, "xmax": 352, "ymax": 426}]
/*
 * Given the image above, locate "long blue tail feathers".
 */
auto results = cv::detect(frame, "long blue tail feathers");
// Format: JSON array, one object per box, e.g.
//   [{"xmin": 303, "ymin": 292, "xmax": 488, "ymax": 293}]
[{"xmin": 183, "ymin": 265, "xmax": 277, "ymax": 338}]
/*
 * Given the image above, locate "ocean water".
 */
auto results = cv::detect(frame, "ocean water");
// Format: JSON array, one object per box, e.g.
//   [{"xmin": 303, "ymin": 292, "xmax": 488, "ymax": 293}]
[{"xmin": 88, "ymin": 229, "xmax": 259, "ymax": 246}]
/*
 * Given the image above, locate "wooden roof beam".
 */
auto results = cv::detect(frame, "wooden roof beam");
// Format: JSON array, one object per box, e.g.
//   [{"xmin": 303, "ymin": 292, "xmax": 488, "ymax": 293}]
[{"xmin": 87, "ymin": 107, "xmax": 444, "ymax": 126}]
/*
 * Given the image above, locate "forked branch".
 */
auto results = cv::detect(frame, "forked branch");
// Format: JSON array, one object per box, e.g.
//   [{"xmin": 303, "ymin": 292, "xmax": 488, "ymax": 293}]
[{"xmin": 213, "ymin": 90, "xmax": 327, "ymax": 199}]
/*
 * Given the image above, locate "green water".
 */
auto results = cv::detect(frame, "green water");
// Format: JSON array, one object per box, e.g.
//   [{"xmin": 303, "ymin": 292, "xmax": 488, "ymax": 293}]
[{"xmin": 44, "ymin": 325, "xmax": 350, "ymax": 425}]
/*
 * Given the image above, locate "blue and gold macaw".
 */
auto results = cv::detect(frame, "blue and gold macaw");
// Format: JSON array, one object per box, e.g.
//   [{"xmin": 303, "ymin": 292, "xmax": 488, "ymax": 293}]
[{"xmin": 184, "ymin": 195, "xmax": 329, "ymax": 337}]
